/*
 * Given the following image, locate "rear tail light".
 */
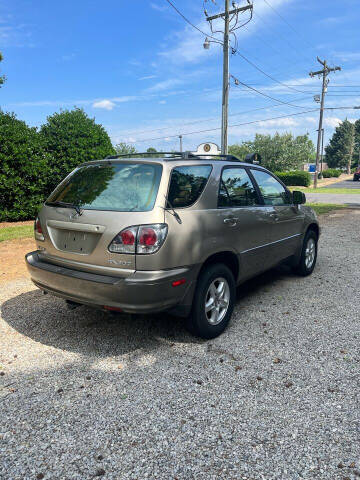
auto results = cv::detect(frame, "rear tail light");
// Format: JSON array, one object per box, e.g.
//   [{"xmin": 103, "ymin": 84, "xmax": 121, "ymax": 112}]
[
  {"xmin": 108, "ymin": 226, "xmax": 137, "ymax": 254},
  {"xmin": 34, "ymin": 217, "xmax": 45, "ymax": 241},
  {"xmin": 108, "ymin": 224, "xmax": 168, "ymax": 255}
]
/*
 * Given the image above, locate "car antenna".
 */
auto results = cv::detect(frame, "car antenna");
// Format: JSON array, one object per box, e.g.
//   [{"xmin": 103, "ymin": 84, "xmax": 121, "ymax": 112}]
[{"xmin": 163, "ymin": 195, "xmax": 182, "ymax": 224}]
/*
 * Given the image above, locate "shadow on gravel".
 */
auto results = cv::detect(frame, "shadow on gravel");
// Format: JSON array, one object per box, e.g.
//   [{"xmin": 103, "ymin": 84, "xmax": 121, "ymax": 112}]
[{"xmin": 1, "ymin": 265, "xmax": 293, "ymax": 357}]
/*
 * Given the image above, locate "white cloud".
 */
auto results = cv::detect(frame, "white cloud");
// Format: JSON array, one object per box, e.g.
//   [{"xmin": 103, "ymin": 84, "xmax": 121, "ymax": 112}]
[
  {"xmin": 139, "ymin": 75, "xmax": 157, "ymax": 81},
  {"xmin": 92, "ymin": 99, "xmax": 116, "ymax": 110},
  {"xmin": 324, "ymin": 117, "xmax": 341, "ymax": 128},
  {"xmin": 159, "ymin": 100, "xmax": 166, "ymax": 104},
  {"xmin": 0, "ymin": 22, "xmax": 34, "ymax": 47},
  {"xmin": 150, "ymin": 3, "xmax": 168, "ymax": 12},
  {"xmin": 332, "ymin": 51, "xmax": 360, "ymax": 63},
  {"xmin": 60, "ymin": 53, "xmax": 76, "ymax": 62},
  {"xmin": 160, "ymin": 0, "xmax": 293, "ymax": 64},
  {"xmin": 146, "ymin": 78, "xmax": 184, "ymax": 92},
  {"xmin": 111, "ymin": 96, "xmax": 138, "ymax": 103},
  {"xmin": 258, "ymin": 117, "xmax": 298, "ymax": 127}
]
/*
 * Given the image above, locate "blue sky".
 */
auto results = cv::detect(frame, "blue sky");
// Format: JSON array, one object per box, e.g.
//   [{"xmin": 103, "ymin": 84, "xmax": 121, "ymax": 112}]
[{"xmin": 1, "ymin": 0, "xmax": 360, "ymax": 151}]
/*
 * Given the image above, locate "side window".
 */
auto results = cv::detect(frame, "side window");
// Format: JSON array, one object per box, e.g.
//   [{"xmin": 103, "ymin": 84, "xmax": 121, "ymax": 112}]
[
  {"xmin": 218, "ymin": 168, "xmax": 259, "ymax": 207},
  {"xmin": 168, "ymin": 165, "xmax": 212, "ymax": 208},
  {"xmin": 251, "ymin": 169, "xmax": 291, "ymax": 206}
]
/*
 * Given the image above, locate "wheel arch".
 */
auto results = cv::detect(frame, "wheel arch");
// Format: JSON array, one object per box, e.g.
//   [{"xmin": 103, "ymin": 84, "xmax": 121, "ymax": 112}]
[
  {"xmin": 306, "ymin": 222, "xmax": 319, "ymax": 239},
  {"xmin": 198, "ymin": 250, "xmax": 240, "ymax": 283}
]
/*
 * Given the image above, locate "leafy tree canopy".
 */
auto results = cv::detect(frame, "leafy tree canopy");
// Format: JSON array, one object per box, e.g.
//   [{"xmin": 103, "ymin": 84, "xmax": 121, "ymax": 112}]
[
  {"xmin": 325, "ymin": 119, "xmax": 355, "ymax": 169},
  {"xmin": 114, "ymin": 142, "xmax": 137, "ymax": 157},
  {"xmin": 354, "ymin": 119, "xmax": 360, "ymax": 165},
  {"xmin": 146, "ymin": 147, "xmax": 162, "ymax": 158},
  {"xmin": 0, "ymin": 111, "xmax": 48, "ymax": 221},
  {"xmin": 229, "ymin": 132, "xmax": 315, "ymax": 172},
  {"xmin": 40, "ymin": 108, "xmax": 115, "ymax": 191}
]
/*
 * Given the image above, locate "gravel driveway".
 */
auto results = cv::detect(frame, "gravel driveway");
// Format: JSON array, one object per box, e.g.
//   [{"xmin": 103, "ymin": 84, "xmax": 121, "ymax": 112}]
[{"xmin": 1, "ymin": 210, "xmax": 360, "ymax": 480}]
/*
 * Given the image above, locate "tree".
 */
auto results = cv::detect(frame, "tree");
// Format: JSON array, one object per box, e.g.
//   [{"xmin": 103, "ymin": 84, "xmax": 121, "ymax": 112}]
[
  {"xmin": 229, "ymin": 132, "xmax": 315, "ymax": 172},
  {"xmin": 114, "ymin": 142, "xmax": 137, "ymax": 157},
  {"xmin": 354, "ymin": 119, "xmax": 360, "ymax": 167},
  {"xmin": 228, "ymin": 143, "xmax": 252, "ymax": 160},
  {"xmin": 40, "ymin": 108, "xmax": 114, "ymax": 192},
  {"xmin": 0, "ymin": 52, "xmax": 5, "ymax": 87},
  {"xmin": 325, "ymin": 119, "xmax": 355, "ymax": 171},
  {"xmin": 0, "ymin": 111, "xmax": 48, "ymax": 221},
  {"xmin": 146, "ymin": 147, "xmax": 161, "ymax": 158}
]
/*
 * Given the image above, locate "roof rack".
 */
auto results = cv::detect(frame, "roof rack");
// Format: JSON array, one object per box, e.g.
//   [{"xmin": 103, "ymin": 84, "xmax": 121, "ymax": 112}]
[{"xmin": 105, "ymin": 151, "xmax": 261, "ymax": 164}]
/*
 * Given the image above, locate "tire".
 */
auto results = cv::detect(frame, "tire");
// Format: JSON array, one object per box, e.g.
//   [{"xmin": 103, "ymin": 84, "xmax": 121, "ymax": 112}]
[
  {"xmin": 186, "ymin": 263, "xmax": 236, "ymax": 339},
  {"xmin": 293, "ymin": 230, "xmax": 318, "ymax": 276}
]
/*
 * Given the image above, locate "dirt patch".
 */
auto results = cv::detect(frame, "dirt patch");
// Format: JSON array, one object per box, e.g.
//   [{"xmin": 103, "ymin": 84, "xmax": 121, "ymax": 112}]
[
  {"xmin": 0, "ymin": 220, "xmax": 33, "ymax": 229},
  {"xmin": 0, "ymin": 237, "xmax": 36, "ymax": 284}
]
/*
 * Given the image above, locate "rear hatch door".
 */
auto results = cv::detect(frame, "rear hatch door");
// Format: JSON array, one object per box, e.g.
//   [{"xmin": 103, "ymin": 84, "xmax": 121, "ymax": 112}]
[{"xmin": 38, "ymin": 161, "xmax": 164, "ymax": 276}]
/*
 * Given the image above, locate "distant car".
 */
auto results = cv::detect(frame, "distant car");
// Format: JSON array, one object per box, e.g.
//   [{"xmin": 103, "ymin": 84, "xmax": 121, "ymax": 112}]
[
  {"xmin": 353, "ymin": 167, "xmax": 360, "ymax": 181},
  {"xmin": 26, "ymin": 152, "xmax": 319, "ymax": 339}
]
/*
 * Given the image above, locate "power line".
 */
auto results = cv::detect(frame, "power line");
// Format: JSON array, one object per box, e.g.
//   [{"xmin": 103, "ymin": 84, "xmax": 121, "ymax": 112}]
[
  {"xmin": 230, "ymin": 74, "xmax": 313, "ymax": 108},
  {"xmin": 163, "ymin": 0, "xmax": 222, "ymax": 44},
  {"xmin": 234, "ymin": 50, "xmax": 308, "ymax": 94},
  {"xmin": 327, "ymin": 94, "xmax": 360, "ymax": 97},
  {"xmin": 120, "ymin": 95, "xmax": 313, "ymax": 138},
  {"xmin": 124, "ymin": 108, "xmax": 319, "ymax": 144}
]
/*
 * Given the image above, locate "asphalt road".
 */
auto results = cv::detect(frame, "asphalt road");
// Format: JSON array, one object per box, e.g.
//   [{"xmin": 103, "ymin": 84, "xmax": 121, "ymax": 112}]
[
  {"xmin": 306, "ymin": 177, "xmax": 360, "ymax": 205},
  {"xmin": 1, "ymin": 210, "xmax": 360, "ymax": 479},
  {"xmin": 324, "ymin": 178, "xmax": 360, "ymax": 189},
  {"xmin": 306, "ymin": 192, "xmax": 360, "ymax": 206}
]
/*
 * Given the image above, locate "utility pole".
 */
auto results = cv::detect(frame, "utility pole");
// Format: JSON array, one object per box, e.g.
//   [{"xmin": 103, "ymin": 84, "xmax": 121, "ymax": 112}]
[
  {"xmin": 221, "ymin": 0, "xmax": 230, "ymax": 155},
  {"xmin": 206, "ymin": 1, "xmax": 253, "ymax": 155},
  {"xmin": 309, "ymin": 58, "xmax": 341, "ymax": 188},
  {"xmin": 320, "ymin": 128, "xmax": 324, "ymax": 177},
  {"xmin": 179, "ymin": 135, "xmax": 183, "ymax": 153}
]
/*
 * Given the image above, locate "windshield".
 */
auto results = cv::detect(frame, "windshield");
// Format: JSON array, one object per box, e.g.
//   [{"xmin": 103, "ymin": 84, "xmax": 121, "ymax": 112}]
[{"xmin": 46, "ymin": 163, "xmax": 163, "ymax": 212}]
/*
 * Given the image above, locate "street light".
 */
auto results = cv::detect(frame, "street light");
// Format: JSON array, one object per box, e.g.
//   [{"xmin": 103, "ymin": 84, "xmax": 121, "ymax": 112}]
[{"xmin": 203, "ymin": 37, "xmax": 210, "ymax": 50}]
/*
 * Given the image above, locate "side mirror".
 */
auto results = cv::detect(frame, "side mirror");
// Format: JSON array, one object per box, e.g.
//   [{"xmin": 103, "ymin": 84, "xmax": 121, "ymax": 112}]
[{"xmin": 292, "ymin": 190, "xmax": 306, "ymax": 205}]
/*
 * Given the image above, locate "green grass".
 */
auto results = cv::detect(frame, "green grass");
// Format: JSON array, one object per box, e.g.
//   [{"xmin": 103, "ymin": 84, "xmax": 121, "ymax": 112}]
[
  {"xmin": 291, "ymin": 187, "xmax": 360, "ymax": 194},
  {"xmin": 307, "ymin": 203, "xmax": 346, "ymax": 215},
  {"xmin": 0, "ymin": 225, "xmax": 33, "ymax": 243}
]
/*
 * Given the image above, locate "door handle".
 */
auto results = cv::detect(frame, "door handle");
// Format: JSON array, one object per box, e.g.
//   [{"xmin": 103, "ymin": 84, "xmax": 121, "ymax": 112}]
[{"xmin": 224, "ymin": 217, "xmax": 238, "ymax": 226}]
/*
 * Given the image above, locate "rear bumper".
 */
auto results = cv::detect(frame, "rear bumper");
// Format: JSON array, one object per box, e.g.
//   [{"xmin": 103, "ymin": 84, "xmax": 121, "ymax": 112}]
[{"xmin": 25, "ymin": 251, "xmax": 197, "ymax": 314}]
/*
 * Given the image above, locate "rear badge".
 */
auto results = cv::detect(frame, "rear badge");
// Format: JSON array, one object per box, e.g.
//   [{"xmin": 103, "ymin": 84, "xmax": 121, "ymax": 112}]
[{"xmin": 108, "ymin": 258, "xmax": 132, "ymax": 266}]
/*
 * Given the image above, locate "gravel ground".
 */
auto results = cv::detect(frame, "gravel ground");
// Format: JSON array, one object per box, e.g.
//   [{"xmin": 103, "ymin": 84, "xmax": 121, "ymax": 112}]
[{"xmin": 1, "ymin": 210, "xmax": 360, "ymax": 480}]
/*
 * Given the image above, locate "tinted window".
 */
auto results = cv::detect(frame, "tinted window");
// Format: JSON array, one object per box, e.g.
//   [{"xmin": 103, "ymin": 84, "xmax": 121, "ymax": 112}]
[
  {"xmin": 168, "ymin": 165, "xmax": 212, "ymax": 208},
  {"xmin": 251, "ymin": 169, "xmax": 291, "ymax": 206},
  {"xmin": 46, "ymin": 163, "xmax": 162, "ymax": 212},
  {"xmin": 218, "ymin": 168, "xmax": 259, "ymax": 207}
]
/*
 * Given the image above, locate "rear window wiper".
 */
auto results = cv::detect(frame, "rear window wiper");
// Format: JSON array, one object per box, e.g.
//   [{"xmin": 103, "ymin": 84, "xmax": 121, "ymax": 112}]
[
  {"xmin": 46, "ymin": 201, "xmax": 83, "ymax": 216},
  {"xmin": 162, "ymin": 195, "xmax": 182, "ymax": 224}
]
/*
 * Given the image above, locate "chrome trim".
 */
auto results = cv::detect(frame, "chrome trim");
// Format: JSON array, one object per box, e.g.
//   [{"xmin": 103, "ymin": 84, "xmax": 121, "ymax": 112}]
[
  {"xmin": 241, "ymin": 233, "xmax": 302, "ymax": 254},
  {"xmin": 47, "ymin": 220, "xmax": 106, "ymax": 233}
]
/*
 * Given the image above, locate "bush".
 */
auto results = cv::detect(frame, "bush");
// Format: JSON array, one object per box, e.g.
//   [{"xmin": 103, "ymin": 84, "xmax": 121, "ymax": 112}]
[
  {"xmin": 40, "ymin": 108, "xmax": 115, "ymax": 193},
  {"xmin": 322, "ymin": 168, "xmax": 341, "ymax": 178},
  {"xmin": 274, "ymin": 170, "xmax": 311, "ymax": 187},
  {"xmin": 0, "ymin": 111, "xmax": 49, "ymax": 222}
]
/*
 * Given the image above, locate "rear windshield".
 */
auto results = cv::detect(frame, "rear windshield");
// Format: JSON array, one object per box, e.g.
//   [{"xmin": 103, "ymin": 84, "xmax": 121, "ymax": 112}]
[{"xmin": 46, "ymin": 163, "xmax": 163, "ymax": 212}]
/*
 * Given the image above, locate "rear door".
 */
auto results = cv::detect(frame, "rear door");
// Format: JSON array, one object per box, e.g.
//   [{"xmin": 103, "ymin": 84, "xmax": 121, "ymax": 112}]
[
  {"xmin": 249, "ymin": 168, "xmax": 304, "ymax": 264},
  {"xmin": 217, "ymin": 166, "xmax": 275, "ymax": 278}
]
